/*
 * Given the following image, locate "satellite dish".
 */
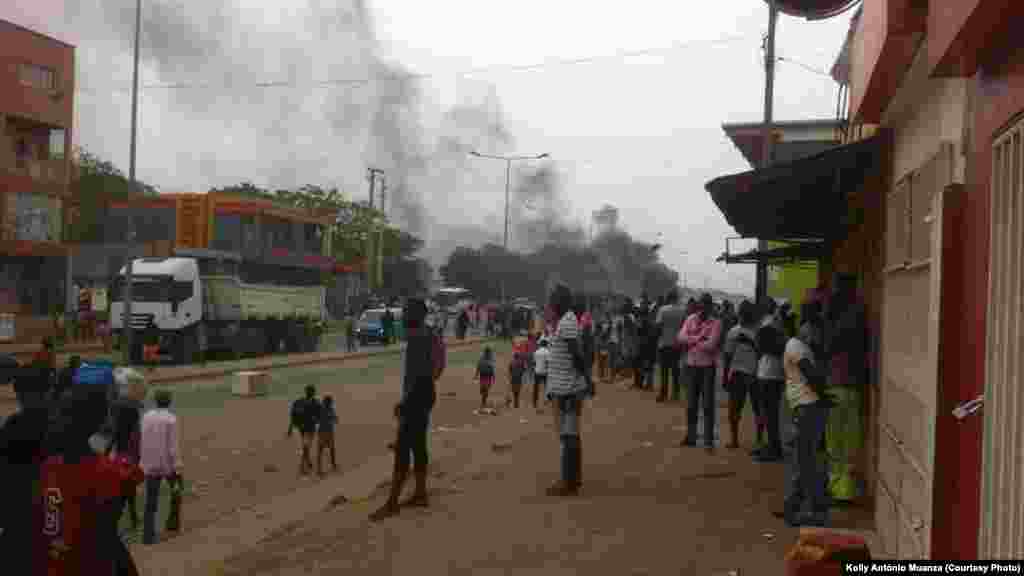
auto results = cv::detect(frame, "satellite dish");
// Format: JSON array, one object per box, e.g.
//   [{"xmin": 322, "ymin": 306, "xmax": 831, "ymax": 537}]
[{"xmin": 767, "ymin": 0, "xmax": 861, "ymax": 20}]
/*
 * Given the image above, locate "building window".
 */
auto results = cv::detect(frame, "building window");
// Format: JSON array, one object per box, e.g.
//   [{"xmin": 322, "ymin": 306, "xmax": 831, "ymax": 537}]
[
  {"xmin": 212, "ymin": 213, "xmax": 242, "ymax": 252},
  {"xmin": 18, "ymin": 63, "xmax": 58, "ymax": 91},
  {"xmin": 49, "ymin": 129, "xmax": 65, "ymax": 160},
  {"xmin": 7, "ymin": 193, "xmax": 57, "ymax": 242}
]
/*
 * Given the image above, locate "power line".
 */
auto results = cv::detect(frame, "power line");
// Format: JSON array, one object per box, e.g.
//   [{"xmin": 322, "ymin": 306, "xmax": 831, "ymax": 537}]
[
  {"xmin": 75, "ymin": 32, "xmax": 760, "ymax": 96},
  {"xmin": 776, "ymin": 56, "xmax": 832, "ymax": 79}
]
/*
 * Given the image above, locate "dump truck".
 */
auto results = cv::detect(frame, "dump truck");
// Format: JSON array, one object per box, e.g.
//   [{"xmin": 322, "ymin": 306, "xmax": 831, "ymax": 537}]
[{"xmin": 109, "ymin": 254, "xmax": 325, "ymax": 364}]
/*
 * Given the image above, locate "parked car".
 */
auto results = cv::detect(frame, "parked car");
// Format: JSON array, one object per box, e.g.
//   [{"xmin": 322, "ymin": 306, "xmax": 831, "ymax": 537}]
[{"xmin": 356, "ymin": 308, "xmax": 403, "ymax": 345}]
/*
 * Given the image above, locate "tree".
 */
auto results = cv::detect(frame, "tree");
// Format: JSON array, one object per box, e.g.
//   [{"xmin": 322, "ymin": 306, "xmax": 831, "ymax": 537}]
[
  {"xmin": 441, "ymin": 235, "xmax": 681, "ymax": 305},
  {"xmin": 65, "ymin": 148, "xmax": 158, "ymax": 243}
]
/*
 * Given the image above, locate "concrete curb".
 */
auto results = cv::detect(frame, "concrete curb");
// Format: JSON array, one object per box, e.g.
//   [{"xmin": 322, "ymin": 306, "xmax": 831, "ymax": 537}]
[
  {"xmin": 145, "ymin": 336, "xmax": 496, "ymax": 385},
  {"xmin": 0, "ymin": 337, "xmax": 499, "ymax": 404},
  {"xmin": 132, "ymin": 400, "xmax": 542, "ymax": 576}
]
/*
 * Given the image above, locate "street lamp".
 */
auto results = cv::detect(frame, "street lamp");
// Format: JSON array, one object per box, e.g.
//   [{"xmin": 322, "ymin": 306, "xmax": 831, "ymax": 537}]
[
  {"xmin": 469, "ymin": 151, "xmax": 549, "ymax": 251},
  {"xmin": 123, "ymin": 0, "xmax": 143, "ymax": 365},
  {"xmin": 469, "ymin": 150, "xmax": 549, "ymax": 302}
]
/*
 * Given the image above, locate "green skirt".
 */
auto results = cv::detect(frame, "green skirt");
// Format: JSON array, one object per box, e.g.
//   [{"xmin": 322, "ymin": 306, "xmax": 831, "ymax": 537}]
[{"xmin": 825, "ymin": 386, "xmax": 863, "ymax": 502}]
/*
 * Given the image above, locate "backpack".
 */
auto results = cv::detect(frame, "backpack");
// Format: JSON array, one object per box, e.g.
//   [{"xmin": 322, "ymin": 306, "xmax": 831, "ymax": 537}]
[
  {"xmin": 478, "ymin": 358, "xmax": 495, "ymax": 378},
  {"xmin": 756, "ymin": 322, "xmax": 786, "ymax": 357}
]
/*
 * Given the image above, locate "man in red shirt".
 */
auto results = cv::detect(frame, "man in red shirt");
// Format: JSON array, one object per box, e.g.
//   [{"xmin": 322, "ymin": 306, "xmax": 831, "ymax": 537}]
[{"xmin": 36, "ymin": 384, "xmax": 144, "ymax": 575}]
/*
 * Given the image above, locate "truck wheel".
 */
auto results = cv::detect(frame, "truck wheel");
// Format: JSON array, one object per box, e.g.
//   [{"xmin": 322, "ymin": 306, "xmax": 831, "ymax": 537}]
[{"xmin": 175, "ymin": 329, "xmax": 196, "ymax": 365}]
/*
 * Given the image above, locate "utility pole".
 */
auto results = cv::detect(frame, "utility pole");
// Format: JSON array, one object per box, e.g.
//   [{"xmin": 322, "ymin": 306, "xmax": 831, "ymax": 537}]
[
  {"xmin": 123, "ymin": 0, "xmax": 142, "ymax": 365},
  {"xmin": 755, "ymin": 0, "xmax": 779, "ymax": 307},
  {"xmin": 504, "ymin": 159, "xmax": 511, "ymax": 251},
  {"xmin": 377, "ymin": 181, "xmax": 386, "ymax": 291},
  {"xmin": 366, "ymin": 168, "xmax": 384, "ymax": 292}
]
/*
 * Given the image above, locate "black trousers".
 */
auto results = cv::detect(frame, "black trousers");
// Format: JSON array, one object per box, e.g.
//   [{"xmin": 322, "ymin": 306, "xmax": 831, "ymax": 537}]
[
  {"xmin": 758, "ymin": 378, "xmax": 785, "ymax": 455},
  {"xmin": 143, "ymin": 474, "xmax": 182, "ymax": 545},
  {"xmin": 658, "ymin": 347, "xmax": 680, "ymax": 398},
  {"xmin": 685, "ymin": 365, "xmax": 717, "ymax": 446},
  {"xmin": 396, "ymin": 410, "xmax": 430, "ymax": 472},
  {"xmin": 533, "ymin": 374, "xmax": 547, "ymax": 407}
]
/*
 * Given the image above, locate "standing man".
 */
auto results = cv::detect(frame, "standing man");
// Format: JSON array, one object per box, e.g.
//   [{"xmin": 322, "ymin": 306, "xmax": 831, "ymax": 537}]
[
  {"xmin": 754, "ymin": 298, "xmax": 787, "ymax": 462},
  {"xmin": 654, "ymin": 289, "xmax": 686, "ymax": 403},
  {"xmin": 370, "ymin": 297, "xmax": 440, "ymax": 520},
  {"xmin": 545, "ymin": 284, "xmax": 589, "ymax": 496},
  {"xmin": 140, "ymin": 389, "xmax": 183, "ymax": 545},
  {"xmin": 679, "ymin": 293, "xmax": 722, "ymax": 451},
  {"xmin": 778, "ymin": 301, "xmax": 832, "ymax": 527}
]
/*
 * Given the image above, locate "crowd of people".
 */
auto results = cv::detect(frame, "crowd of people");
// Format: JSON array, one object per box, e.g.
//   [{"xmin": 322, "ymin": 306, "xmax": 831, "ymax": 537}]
[
  {"xmin": 471, "ymin": 279, "xmax": 860, "ymax": 527},
  {"xmin": 0, "ymin": 346, "xmax": 186, "ymax": 574},
  {"xmin": 0, "ymin": 276, "xmax": 863, "ymax": 573}
]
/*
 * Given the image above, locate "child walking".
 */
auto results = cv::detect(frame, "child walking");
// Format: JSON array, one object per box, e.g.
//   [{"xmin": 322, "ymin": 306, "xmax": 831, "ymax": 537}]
[
  {"xmin": 288, "ymin": 385, "xmax": 321, "ymax": 475},
  {"xmin": 509, "ymin": 351, "xmax": 527, "ymax": 408},
  {"xmin": 475, "ymin": 347, "xmax": 496, "ymax": 409},
  {"xmin": 317, "ymin": 395, "xmax": 338, "ymax": 476}
]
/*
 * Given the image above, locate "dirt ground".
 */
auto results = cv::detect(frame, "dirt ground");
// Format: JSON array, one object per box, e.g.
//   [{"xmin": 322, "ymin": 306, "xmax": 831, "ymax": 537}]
[
  {"xmin": 130, "ymin": 340, "xmax": 515, "ymax": 540},
  {"xmin": 0, "ymin": 338, "xmax": 514, "ymax": 543},
  {"xmin": 219, "ymin": 376, "xmax": 872, "ymax": 576}
]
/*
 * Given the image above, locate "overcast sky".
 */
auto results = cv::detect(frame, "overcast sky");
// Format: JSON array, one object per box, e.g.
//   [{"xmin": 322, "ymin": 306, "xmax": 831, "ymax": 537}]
[{"xmin": 5, "ymin": 0, "xmax": 854, "ymax": 295}]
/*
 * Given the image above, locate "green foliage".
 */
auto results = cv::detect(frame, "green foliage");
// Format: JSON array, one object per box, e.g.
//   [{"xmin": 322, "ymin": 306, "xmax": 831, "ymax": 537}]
[{"xmin": 66, "ymin": 148, "xmax": 159, "ymax": 243}]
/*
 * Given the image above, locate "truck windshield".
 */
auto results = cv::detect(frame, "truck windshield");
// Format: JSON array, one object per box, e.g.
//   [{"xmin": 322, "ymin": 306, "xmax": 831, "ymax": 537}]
[{"xmin": 110, "ymin": 275, "xmax": 174, "ymax": 303}]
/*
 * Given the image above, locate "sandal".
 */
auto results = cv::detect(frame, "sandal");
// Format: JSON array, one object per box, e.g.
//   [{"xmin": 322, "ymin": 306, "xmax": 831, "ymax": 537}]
[
  {"xmin": 545, "ymin": 482, "xmax": 579, "ymax": 497},
  {"xmin": 400, "ymin": 493, "xmax": 430, "ymax": 508},
  {"xmin": 369, "ymin": 502, "xmax": 400, "ymax": 522}
]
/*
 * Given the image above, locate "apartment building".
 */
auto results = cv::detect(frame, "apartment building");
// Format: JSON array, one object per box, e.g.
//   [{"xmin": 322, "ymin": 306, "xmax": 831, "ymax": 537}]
[{"xmin": 0, "ymin": 18, "xmax": 74, "ymax": 343}]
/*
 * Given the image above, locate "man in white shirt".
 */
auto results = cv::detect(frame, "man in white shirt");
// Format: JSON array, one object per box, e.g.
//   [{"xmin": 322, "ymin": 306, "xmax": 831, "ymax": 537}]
[
  {"xmin": 778, "ymin": 303, "xmax": 831, "ymax": 528},
  {"xmin": 654, "ymin": 290, "xmax": 687, "ymax": 403},
  {"xmin": 140, "ymin": 389, "xmax": 183, "ymax": 544},
  {"xmin": 532, "ymin": 338, "xmax": 551, "ymax": 410},
  {"xmin": 754, "ymin": 299, "xmax": 787, "ymax": 462}
]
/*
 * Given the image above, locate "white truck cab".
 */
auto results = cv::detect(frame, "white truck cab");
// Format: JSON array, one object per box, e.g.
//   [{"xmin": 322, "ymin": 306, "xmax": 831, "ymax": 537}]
[
  {"xmin": 110, "ymin": 257, "xmax": 202, "ymax": 334},
  {"xmin": 110, "ymin": 252, "xmax": 325, "ymax": 365}
]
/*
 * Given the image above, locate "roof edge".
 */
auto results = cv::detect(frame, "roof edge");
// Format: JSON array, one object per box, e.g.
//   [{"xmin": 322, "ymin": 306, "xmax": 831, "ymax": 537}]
[
  {"xmin": 0, "ymin": 18, "xmax": 75, "ymax": 48},
  {"xmin": 721, "ymin": 118, "xmax": 843, "ymax": 132}
]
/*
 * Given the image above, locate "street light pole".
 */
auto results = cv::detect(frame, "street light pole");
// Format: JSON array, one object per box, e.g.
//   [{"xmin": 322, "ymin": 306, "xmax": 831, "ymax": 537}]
[
  {"xmin": 469, "ymin": 151, "xmax": 549, "ymax": 302},
  {"xmin": 123, "ymin": 0, "xmax": 142, "ymax": 365}
]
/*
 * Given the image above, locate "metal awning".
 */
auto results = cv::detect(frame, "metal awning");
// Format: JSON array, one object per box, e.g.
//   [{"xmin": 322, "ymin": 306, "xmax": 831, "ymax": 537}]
[
  {"xmin": 717, "ymin": 240, "xmax": 827, "ymax": 265},
  {"xmin": 705, "ymin": 135, "xmax": 882, "ymax": 241}
]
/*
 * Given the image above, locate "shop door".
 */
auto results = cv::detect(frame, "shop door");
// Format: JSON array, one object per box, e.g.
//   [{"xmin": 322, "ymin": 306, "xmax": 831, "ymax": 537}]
[
  {"xmin": 932, "ymin": 182, "xmax": 982, "ymax": 559},
  {"xmin": 979, "ymin": 119, "xmax": 1024, "ymax": 558},
  {"xmin": 878, "ymin": 145, "xmax": 950, "ymax": 558}
]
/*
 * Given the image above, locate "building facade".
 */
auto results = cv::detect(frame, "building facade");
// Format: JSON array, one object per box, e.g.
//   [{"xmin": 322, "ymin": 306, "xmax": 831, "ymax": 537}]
[
  {"xmin": 76, "ymin": 192, "xmax": 363, "ymax": 318},
  {"xmin": 0, "ymin": 19, "xmax": 74, "ymax": 343},
  {"xmin": 833, "ymin": 0, "xmax": 1024, "ymax": 559}
]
